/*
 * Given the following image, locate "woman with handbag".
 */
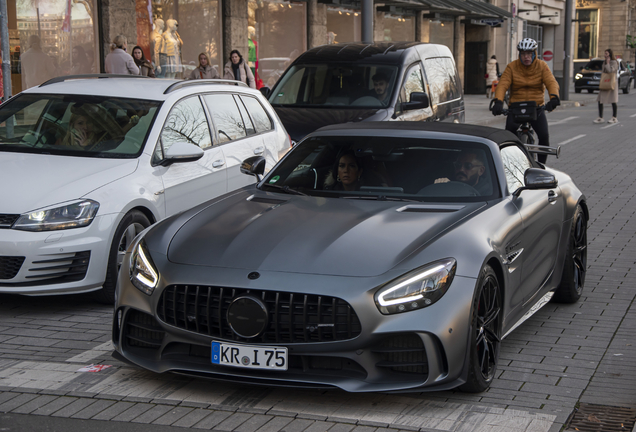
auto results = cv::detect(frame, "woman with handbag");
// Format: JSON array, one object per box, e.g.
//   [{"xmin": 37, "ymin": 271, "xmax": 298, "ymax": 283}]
[{"xmin": 595, "ymin": 49, "xmax": 619, "ymax": 124}]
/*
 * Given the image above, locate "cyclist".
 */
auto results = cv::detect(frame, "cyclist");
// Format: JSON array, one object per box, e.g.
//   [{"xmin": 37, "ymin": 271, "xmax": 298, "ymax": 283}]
[{"xmin": 490, "ymin": 38, "xmax": 560, "ymax": 163}]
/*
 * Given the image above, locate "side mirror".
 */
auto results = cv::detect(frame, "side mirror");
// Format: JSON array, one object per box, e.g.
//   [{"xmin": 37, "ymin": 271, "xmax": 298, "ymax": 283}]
[
  {"xmin": 402, "ymin": 92, "xmax": 429, "ymax": 111},
  {"xmin": 161, "ymin": 142, "xmax": 204, "ymax": 166},
  {"xmin": 259, "ymin": 87, "xmax": 271, "ymax": 98},
  {"xmin": 513, "ymin": 168, "xmax": 558, "ymax": 198},
  {"xmin": 241, "ymin": 156, "xmax": 266, "ymax": 182}
]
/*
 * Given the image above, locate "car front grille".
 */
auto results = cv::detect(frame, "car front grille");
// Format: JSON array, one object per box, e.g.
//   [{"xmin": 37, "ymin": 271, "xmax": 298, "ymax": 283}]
[
  {"xmin": 123, "ymin": 309, "xmax": 165, "ymax": 350},
  {"xmin": 157, "ymin": 285, "xmax": 362, "ymax": 344},
  {"xmin": 0, "ymin": 256, "xmax": 26, "ymax": 279},
  {"xmin": 0, "ymin": 214, "xmax": 19, "ymax": 229},
  {"xmin": 0, "ymin": 251, "xmax": 90, "ymax": 286},
  {"xmin": 372, "ymin": 334, "xmax": 428, "ymax": 376}
]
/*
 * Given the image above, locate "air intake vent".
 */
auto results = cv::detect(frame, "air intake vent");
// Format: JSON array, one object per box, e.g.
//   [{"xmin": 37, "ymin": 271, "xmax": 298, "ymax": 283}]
[
  {"xmin": 0, "ymin": 256, "xmax": 26, "ymax": 279},
  {"xmin": 247, "ymin": 195, "xmax": 288, "ymax": 205},
  {"xmin": 124, "ymin": 309, "xmax": 165, "ymax": 350},
  {"xmin": 372, "ymin": 333, "xmax": 428, "ymax": 376},
  {"xmin": 0, "ymin": 214, "xmax": 19, "ymax": 228}
]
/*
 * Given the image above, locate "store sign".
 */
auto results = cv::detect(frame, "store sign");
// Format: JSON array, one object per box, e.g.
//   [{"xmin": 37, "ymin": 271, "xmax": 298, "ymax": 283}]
[
  {"xmin": 481, "ymin": 18, "xmax": 504, "ymax": 26},
  {"xmin": 543, "ymin": 50, "xmax": 553, "ymax": 61}
]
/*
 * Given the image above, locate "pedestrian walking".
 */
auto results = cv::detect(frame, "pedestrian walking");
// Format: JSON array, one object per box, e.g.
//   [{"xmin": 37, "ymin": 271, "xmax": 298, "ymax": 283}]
[
  {"xmin": 132, "ymin": 46, "xmax": 155, "ymax": 77},
  {"xmin": 105, "ymin": 35, "xmax": 139, "ymax": 75},
  {"xmin": 594, "ymin": 48, "xmax": 619, "ymax": 124},
  {"xmin": 485, "ymin": 55, "xmax": 499, "ymax": 98},
  {"xmin": 187, "ymin": 52, "xmax": 220, "ymax": 80},
  {"xmin": 223, "ymin": 49, "xmax": 256, "ymax": 88}
]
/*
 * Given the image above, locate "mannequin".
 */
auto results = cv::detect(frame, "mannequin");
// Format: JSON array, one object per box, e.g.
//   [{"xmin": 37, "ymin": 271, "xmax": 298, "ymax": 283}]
[
  {"xmin": 157, "ymin": 18, "xmax": 183, "ymax": 78},
  {"xmin": 247, "ymin": 26, "xmax": 258, "ymax": 83},
  {"xmin": 151, "ymin": 18, "xmax": 165, "ymax": 77}
]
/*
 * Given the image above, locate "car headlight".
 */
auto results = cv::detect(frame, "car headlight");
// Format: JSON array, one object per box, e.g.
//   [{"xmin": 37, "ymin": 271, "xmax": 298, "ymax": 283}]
[
  {"xmin": 13, "ymin": 200, "xmax": 100, "ymax": 231},
  {"xmin": 575, "ymin": 73, "xmax": 583, "ymax": 80},
  {"xmin": 129, "ymin": 239, "xmax": 159, "ymax": 295},
  {"xmin": 375, "ymin": 258, "xmax": 456, "ymax": 315}
]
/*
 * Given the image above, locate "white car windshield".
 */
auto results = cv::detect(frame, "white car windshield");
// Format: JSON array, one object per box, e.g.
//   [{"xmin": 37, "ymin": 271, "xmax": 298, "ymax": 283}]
[
  {"xmin": 261, "ymin": 136, "xmax": 499, "ymax": 201},
  {"xmin": 269, "ymin": 64, "xmax": 398, "ymax": 108},
  {"xmin": 0, "ymin": 94, "xmax": 161, "ymax": 158}
]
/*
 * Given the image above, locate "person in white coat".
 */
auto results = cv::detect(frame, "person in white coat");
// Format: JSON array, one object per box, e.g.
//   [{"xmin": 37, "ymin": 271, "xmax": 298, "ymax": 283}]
[
  {"xmin": 485, "ymin": 55, "xmax": 499, "ymax": 98},
  {"xmin": 105, "ymin": 35, "xmax": 139, "ymax": 75}
]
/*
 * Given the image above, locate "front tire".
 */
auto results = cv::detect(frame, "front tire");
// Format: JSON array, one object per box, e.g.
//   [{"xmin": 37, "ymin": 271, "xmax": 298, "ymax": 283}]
[
  {"xmin": 575, "ymin": 88, "xmax": 581, "ymax": 94},
  {"xmin": 460, "ymin": 265, "xmax": 501, "ymax": 393},
  {"xmin": 552, "ymin": 204, "xmax": 587, "ymax": 303},
  {"xmin": 93, "ymin": 210, "xmax": 151, "ymax": 304}
]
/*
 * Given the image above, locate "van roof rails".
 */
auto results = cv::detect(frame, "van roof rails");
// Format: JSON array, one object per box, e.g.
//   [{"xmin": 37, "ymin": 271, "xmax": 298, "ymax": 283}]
[
  {"xmin": 163, "ymin": 79, "xmax": 248, "ymax": 94},
  {"xmin": 39, "ymin": 74, "xmax": 151, "ymax": 87}
]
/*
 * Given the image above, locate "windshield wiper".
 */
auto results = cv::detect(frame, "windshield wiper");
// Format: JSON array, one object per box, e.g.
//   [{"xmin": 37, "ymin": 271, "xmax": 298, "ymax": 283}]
[{"xmin": 260, "ymin": 183, "xmax": 308, "ymax": 196}]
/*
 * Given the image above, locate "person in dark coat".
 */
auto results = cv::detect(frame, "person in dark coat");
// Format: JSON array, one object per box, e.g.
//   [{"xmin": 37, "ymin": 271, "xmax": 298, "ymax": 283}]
[{"xmin": 223, "ymin": 50, "xmax": 256, "ymax": 88}]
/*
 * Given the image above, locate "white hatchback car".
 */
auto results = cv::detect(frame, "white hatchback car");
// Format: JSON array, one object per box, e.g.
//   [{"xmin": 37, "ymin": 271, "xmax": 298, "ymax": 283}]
[{"xmin": 0, "ymin": 76, "xmax": 290, "ymax": 302}]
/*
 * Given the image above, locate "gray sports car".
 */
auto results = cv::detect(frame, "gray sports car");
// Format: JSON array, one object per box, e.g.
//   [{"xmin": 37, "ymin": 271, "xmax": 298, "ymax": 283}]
[{"xmin": 112, "ymin": 122, "xmax": 587, "ymax": 393}]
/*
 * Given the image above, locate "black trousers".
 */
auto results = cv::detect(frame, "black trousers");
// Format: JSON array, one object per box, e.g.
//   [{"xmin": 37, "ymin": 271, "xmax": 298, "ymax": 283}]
[{"xmin": 505, "ymin": 109, "xmax": 550, "ymax": 163}]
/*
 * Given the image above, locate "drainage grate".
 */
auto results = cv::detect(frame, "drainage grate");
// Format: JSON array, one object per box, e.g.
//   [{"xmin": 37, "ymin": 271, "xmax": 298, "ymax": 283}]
[{"xmin": 565, "ymin": 403, "xmax": 636, "ymax": 432}]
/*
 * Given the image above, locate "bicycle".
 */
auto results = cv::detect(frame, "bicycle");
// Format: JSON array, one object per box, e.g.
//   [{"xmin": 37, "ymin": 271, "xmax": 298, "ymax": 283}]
[{"xmin": 490, "ymin": 100, "xmax": 560, "ymax": 161}]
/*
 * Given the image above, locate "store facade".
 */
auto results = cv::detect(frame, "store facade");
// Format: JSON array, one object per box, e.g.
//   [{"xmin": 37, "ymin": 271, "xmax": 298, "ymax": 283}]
[{"xmin": 3, "ymin": 0, "xmax": 512, "ymax": 96}]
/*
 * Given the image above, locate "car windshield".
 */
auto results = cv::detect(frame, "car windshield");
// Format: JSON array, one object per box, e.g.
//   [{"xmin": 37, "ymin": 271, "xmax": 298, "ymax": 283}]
[
  {"xmin": 260, "ymin": 135, "xmax": 498, "ymax": 201},
  {"xmin": 0, "ymin": 94, "xmax": 161, "ymax": 158},
  {"xmin": 583, "ymin": 60, "xmax": 604, "ymax": 71},
  {"xmin": 268, "ymin": 64, "xmax": 398, "ymax": 108}
]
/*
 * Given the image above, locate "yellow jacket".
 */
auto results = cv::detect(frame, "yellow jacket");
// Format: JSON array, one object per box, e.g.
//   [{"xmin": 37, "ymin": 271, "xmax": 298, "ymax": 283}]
[{"xmin": 494, "ymin": 58, "xmax": 559, "ymax": 106}]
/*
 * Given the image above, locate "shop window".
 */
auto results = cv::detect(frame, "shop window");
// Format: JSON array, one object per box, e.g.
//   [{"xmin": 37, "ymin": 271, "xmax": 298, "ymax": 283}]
[
  {"xmin": 136, "ymin": 0, "xmax": 222, "ymax": 79},
  {"xmin": 13, "ymin": 0, "xmax": 100, "ymax": 91},
  {"xmin": 574, "ymin": 9, "xmax": 598, "ymax": 60},
  {"xmin": 327, "ymin": 7, "xmax": 361, "ymax": 44},
  {"xmin": 382, "ymin": 15, "xmax": 415, "ymax": 42},
  {"xmin": 248, "ymin": 0, "xmax": 307, "ymax": 89}
]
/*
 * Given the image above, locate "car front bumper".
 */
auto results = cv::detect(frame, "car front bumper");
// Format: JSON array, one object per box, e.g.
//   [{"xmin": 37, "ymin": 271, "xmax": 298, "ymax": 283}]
[
  {"xmin": 113, "ymin": 255, "xmax": 478, "ymax": 393},
  {"xmin": 0, "ymin": 214, "xmax": 116, "ymax": 295}
]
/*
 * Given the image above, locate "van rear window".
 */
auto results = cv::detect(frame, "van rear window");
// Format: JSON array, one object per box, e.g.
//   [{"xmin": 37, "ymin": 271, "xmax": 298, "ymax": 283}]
[{"xmin": 424, "ymin": 57, "xmax": 462, "ymax": 105}]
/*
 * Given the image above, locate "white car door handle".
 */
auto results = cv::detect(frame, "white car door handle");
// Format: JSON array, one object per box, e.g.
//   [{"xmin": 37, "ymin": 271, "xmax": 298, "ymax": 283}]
[
  {"xmin": 548, "ymin": 190, "xmax": 558, "ymax": 203},
  {"xmin": 212, "ymin": 160, "xmax": 225, "ymax": 168},
  {"xmin": 254, "ymin": 147, "xmax": 264, "ymax": 155}
]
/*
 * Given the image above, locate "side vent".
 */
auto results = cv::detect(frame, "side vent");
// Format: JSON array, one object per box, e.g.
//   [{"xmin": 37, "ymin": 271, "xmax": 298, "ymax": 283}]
[{"xmin": 397, "ymin": 205, "xmax": 464, "ymax": 213}]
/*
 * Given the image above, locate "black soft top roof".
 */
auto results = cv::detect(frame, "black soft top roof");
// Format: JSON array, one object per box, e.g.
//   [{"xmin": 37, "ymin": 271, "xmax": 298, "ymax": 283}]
[{"xmin": 314, "ymin": 122, "xmax": 520, "ymax": 146}]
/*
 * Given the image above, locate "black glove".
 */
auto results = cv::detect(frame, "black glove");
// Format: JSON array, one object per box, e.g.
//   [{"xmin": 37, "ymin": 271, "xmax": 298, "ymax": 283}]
[
  {"xmin": 490, "ymin": 99, "xmax": 504, "ymax": 116},
  {"xmin": 545, "ymin": 95, "xmax": 560, "ymax": 112}
]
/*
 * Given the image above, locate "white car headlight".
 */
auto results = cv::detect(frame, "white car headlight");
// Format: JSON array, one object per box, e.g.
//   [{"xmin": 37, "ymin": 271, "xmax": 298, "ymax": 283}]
[
  {"xmin": 130, "ymin": 239, "xmax": 159, "ymax": 295},
  {"xmin": 13, "ymin": 200, "xmax": 100, "ymax": 231},
  {"xmin": 575, "ymin": 73, "xmax": 583, "ymax": 80},
  {"xmin": 375, "ymin": 258, "xmax": 456, "ymax": 315}
]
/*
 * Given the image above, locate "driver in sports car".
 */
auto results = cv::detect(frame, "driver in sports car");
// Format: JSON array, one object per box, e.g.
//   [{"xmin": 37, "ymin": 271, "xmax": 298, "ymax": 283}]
[{"xmin": 433, "ymin": 150, "xmax": 491, "ymax": 195}]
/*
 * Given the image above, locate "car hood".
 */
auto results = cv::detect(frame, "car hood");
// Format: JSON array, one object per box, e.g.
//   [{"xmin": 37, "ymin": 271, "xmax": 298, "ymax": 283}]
[
  {"xmin": 0, "ymin": 152, "xmax": 138, "ymax": 213},
  {"xmin": 274, "ymin": 107, "xmax": 389, "ymax": 142},
  {"xmin": 166, "ymin": 191, "xmax": 486, "ymax": 277}
]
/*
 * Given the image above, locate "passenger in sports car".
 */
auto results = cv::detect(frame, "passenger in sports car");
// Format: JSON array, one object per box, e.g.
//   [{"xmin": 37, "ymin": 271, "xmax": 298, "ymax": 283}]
[
  {"xmin": 433, "ymin": 150, "xmax": 491, "ymax": 195},
  {"xmin": 323, "ymin": 150, "xmax": 364, "ymax": 191}
]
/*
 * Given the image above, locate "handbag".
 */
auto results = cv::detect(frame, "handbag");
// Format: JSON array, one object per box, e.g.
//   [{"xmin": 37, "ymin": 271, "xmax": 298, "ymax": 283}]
[
  {"xmin": 600, "ymin": 72, "xmax": 616, "ymax": 91},
  {"xmin": 508, "ymin": 101, "xmax": 537, "ymax": 122}
]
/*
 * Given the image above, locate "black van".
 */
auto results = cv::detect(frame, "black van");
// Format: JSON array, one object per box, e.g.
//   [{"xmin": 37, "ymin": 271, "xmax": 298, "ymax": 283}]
[{"xmin": 266, "ymin": 42, "xmax": 465, "ymax": 142}]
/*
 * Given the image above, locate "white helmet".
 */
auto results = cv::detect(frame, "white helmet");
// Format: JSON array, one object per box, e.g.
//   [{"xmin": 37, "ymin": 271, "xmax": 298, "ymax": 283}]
[{"xmin": 517, "ymin": 38, "xmax": 538, "ymax": 52}]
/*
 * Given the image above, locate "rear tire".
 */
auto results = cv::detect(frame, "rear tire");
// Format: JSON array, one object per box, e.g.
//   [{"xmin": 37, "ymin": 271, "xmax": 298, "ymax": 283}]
[
  {"xmin": 460, "ymin": 265, "xmax": 501, "ymax": 393},
  {"xmin": 552, "ymin": 204, "xmax": 587, "ymax": 303},
  {"xmin": 93, "ymin": 210, "xmax": 151, "ymax": 304}
]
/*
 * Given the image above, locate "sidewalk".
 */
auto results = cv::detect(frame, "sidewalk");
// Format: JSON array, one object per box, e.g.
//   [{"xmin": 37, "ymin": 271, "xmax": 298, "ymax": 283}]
[{"xmin": 464, "ymin": 85, "xmax": 598, "ymax": 125}]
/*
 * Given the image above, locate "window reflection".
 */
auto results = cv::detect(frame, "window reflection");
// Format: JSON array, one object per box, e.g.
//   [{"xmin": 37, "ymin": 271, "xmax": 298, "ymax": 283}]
[
  {"xmin": 575, "ymin": 9, "xmax": 598, "ymax": 60},
  {"xmin": 424, "ymin": 57, "xmax": 461, "ymax": 105},
  {"xmin": 501, "ymin": 145, "xmax": 531, "ymax": 193},
  {"xmin": 204, "ymin": 94, "xmax": 247, "ymax": 143},
  {"xmin": 161, "ymin": 96, "xmax": 212, "ymax": 153},
  {"xmin": 241, "ymin": 96, "xmax": 272, "ymax": 133}
]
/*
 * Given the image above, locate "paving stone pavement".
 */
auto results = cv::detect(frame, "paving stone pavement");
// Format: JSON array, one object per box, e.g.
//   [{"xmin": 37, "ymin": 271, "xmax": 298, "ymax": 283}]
[{"xmin": 1, "ymin": 94, "xmax": 636, "ymax": 432}]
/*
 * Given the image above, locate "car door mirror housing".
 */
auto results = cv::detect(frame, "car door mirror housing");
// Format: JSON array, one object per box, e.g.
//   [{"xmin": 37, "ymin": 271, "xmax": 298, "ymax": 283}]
[
  {"xmin": 513, "ymin": 168, "xmax": 558, "ymax": 198},
  {"xmin": 161, "ymin": 142, "xmax": 204, "ymax": 166},
  {"xmin": 241, "ymin": 156, "xmax": 266, "ymax": 182},
  {"xmin": 402, "ymin": 92, "xmax": 429, "ymax": 111}
]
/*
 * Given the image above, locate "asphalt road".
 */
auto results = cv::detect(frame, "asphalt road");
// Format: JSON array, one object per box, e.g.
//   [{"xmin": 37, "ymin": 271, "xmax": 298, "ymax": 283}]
[{"xmin": 1, "ymin": 92, "xmax": 636, "ymax": 432}]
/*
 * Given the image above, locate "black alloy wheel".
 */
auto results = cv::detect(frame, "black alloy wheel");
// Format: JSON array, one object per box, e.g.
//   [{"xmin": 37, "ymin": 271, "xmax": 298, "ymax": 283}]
[
  {"xmin": 460, "ymin": 265, "xmax": 501, "ymax": 393},
  {"xmin": 553, "ymin": 204, "xmax": 587, "ymax": 303}
]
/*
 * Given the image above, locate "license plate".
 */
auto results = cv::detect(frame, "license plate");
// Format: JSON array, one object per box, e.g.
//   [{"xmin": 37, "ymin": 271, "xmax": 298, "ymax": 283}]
[
  {"xmin": 211, "ymin": 341, "xmax": 288, "ymax": 370},
  {"xmin": 589, "ymin": 80, "xmax": 599, "ymax": 85}
]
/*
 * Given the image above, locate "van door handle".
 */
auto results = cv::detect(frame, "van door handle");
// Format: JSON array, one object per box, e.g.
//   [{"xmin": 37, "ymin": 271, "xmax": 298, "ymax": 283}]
[
  {"xmin": 254, "ymin": 146, "xmax": 264, "ymax": 155},
  {"xmin": 548, "ymin": 190, "xmax": 558, "ymax": 203},
  {"xmin": 212, "ymin": 160, "xmax": 225, "ymax": 168}
]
